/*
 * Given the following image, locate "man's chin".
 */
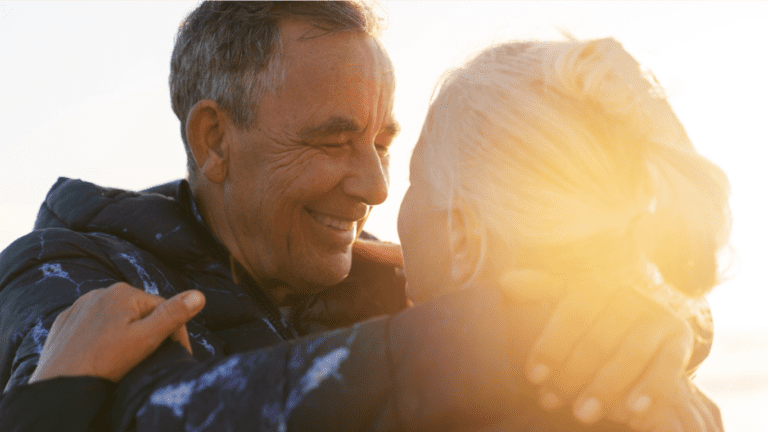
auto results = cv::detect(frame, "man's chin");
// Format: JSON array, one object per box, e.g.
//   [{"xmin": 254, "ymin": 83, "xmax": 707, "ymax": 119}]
[{"xmin": 293, "ymin": 251, "xmax": 353, "ymax": 293}]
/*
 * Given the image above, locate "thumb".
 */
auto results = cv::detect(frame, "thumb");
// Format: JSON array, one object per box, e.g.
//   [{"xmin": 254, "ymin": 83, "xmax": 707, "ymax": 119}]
[
  {"xmin": 132, "ymin": 291, "xmax": 205, "ymax": 355},
  {"xmin": 498, "ymin": 269, "xmax": 565, "ymax": 303}
]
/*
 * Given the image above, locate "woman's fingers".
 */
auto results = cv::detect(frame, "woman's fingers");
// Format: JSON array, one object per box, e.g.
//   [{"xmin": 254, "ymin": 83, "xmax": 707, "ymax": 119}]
[
  {"xmin": 171, "ymin": 324, "xmax": 193, "ymax": 355},
  {"xmin": 108, "ymin": 283, "xmax": 202, "ymax": 355},
  {"xmin": 130, "ymin": 290, "xmax": 205, "ymax": 356},
  {"xmin": 32, "ymin": 283, "xmax": 205, "ymax": 383}
]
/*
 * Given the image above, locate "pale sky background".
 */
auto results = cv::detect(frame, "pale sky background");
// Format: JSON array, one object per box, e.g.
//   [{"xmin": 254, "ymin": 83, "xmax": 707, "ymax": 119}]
[{"xmin": 1, "ymin": 1, "xmax": 766, "ymax": 430}]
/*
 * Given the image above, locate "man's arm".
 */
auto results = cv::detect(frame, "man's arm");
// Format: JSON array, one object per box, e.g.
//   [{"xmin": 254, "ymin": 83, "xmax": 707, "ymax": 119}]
[
  {"xmin": 0, "ymin": 231, "xmax": 705, "ymax": 431},
  {"xmin": 113, "ymin": 317, "xmax": 397, "ymax": 431},
  {"xmin": 0, "ymin": 230, "xmax": 619, "ymax": 431},
  {"xmin": 0, "ymin": 229, "xmax": 397, "ymax": 431}
]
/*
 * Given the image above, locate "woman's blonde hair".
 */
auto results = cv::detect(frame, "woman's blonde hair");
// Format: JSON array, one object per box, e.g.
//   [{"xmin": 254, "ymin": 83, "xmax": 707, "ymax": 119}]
[{"xmin": 416, "ymin": 38, "xmax": 731, "ymax": 298}]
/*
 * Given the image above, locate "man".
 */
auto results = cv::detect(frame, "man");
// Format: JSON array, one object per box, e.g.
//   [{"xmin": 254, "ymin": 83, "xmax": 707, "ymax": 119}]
[{"xmin": 0, "ymin": 2, "xmax": 714, "ymax": 431}]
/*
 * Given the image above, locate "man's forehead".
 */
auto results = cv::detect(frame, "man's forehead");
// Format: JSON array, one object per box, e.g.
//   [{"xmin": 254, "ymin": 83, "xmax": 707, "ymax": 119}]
[
  {"xmin": 280, "ymin": 18, "xmax": 393, "ymax": 77},
  {"xmin": 273, "ymin": 18, "xmax": 398, "ymax": 139}
]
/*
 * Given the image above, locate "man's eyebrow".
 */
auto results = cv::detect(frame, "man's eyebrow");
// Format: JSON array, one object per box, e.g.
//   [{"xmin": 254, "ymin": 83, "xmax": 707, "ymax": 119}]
[
  {"xmin": 299, "ymin": 116, "xmax": 401, "ymax": 142},
  {"xmin": 300, "ymin": 117, "xmax": 361, "ymax": 142}
]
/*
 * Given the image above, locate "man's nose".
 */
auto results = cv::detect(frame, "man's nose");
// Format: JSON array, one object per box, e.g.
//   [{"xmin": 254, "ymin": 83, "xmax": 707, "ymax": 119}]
[{"xmin": 342, "ymin": 143, "xmax": 389, "ymax": 206}]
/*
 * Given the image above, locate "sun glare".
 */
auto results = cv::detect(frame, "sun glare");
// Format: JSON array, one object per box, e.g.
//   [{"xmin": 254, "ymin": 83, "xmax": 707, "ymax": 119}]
[{"xmin": 0, "ymin": 1, "xmax": 765, "ymax": 430}]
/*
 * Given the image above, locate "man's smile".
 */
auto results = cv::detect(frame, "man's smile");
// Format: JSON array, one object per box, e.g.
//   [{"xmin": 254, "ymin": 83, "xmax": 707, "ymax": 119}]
[{"xmin": 307, "ymin": 209, "xmax": 358, "ymax": 231}]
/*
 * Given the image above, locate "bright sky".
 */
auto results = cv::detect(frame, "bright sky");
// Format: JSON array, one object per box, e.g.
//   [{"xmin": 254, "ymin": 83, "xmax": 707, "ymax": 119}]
[{"xmin": 1, "ymin": 1, "xmax": 766, "ymax": 429}]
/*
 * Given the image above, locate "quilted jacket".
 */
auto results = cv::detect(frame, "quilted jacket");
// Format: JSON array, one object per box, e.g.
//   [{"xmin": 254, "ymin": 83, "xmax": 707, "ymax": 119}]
[
  {"xmin": 0, "ymin": 178, "xmax": 410, "ymax": 431},
  {"xmin": 0, "ymin": 177, "xmax": 717, "ymax": 431}
]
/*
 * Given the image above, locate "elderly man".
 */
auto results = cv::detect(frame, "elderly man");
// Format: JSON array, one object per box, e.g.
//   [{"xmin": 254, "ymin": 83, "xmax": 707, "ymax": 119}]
[{"xmin": 0, "ymin": 2, "xmax": 714, "ymax": 431}]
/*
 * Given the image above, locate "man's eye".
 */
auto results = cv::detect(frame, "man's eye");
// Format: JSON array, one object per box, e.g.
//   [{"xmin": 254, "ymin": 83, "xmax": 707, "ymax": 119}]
[{"xmin": 321, "ymin": 143, "xmax": 345, "ymax": 149}]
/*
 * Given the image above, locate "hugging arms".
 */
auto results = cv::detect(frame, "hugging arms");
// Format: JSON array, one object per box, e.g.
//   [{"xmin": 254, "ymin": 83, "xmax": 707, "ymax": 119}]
[{"xmin": 0, "ymin": 2, "xmax": 726, "ymax": 431}]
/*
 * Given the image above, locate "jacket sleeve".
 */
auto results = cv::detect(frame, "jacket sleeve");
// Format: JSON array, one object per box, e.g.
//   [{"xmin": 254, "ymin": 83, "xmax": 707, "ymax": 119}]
[
  {"xmin": 113, "ymin": 318, "xmax": 398, "ymax": 431},
  {"xmin": 0, "ymin": 230, "xmax": 403, "ymax": 431},
  {"xmin": 118, "ymin": 300, "xmax": 718, "ymax": 432},
  {"xmin": 0, "ymin": 229, "xmax": 123, "ymax": 391},
  {"xmin": 113, "ymin": 285, "xmax": 548, "ymax": 432},
  {"xmin": 0, "ymin": 229, "xmax": 529, "ymax": 431},
  {"xmin": 0, "ymin": 377, "xmax": 115, "ymax": 432},
  {"xmin": 0, "ymin": 229, "xmax": 717, "ymax": 432}
]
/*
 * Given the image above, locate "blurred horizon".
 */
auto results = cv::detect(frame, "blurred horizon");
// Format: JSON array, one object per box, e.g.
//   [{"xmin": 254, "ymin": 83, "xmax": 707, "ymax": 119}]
[{"xmin": 1, "ymin": 1, "xmax": 766, "ymax": 430}]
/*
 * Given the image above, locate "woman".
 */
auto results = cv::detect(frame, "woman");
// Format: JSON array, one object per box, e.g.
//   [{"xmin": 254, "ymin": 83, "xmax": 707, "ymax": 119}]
[
  {"xmin": 5, "ymin": 38, "xmax": 726, "ymax": 432},
  {"xmin": 398, "ymin": 37, "xmax": 729, "ymax": 431}
]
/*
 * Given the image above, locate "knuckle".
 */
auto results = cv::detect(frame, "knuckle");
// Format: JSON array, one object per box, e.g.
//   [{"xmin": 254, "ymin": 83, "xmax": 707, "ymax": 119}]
[
  {"xmin": 107, "ymin": 281, "xmax": 131, "ymax": 292},
  {"xmin": 146, "ymin": 292, "xmax": 165, "ymax": 306}
]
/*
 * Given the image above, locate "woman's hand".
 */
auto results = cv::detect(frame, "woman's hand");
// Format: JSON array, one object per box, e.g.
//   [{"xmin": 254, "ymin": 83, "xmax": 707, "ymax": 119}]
[{"xmin": 29, "ymin": 282, "xmax": 205, "ymax": 383}]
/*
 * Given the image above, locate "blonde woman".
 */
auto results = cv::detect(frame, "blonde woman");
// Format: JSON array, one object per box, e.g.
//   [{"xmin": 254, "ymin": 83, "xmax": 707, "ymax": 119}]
[{"xmin": 398, "ymin": 38, "xmax": 729, "ymax": 431}]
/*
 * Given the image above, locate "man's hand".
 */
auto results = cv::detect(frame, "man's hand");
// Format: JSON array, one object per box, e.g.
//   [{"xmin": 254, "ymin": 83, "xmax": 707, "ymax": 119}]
[
  {"xmin": 29, "ymin": 282, "xmax": 205, "ymax": 383},
  {"xmin": 518, "ymin": 277, "xmax": 695, "ymax": 426},
  {"xmin": 616, "ymin": 376, "xmax": 722, "ymax": 432}
]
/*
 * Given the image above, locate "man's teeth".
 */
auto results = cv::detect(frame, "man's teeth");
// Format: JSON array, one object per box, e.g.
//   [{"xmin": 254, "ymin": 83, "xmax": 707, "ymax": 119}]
[{"xmin": 312, "ymin": 212, "xmax": 356, "ymax": 231}]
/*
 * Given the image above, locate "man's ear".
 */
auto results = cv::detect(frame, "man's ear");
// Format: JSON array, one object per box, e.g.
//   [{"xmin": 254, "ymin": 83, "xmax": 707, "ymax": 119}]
[
  {"xmin": 186, "ymin": 100, "xmax": 229, "ymax": 183},
  {"xmin": 449, "ymin": 206, "xmax": 484, "ymax": 287}
]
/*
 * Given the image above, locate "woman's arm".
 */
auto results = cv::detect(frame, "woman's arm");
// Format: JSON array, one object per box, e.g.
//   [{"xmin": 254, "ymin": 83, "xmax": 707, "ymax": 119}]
[
  {"xmin": 30, "ymin": 283, "xmax": 204, "ymax": 383},
  {"xmin": 0, "ymin": 283, "xmax": 205, "ymax": 432}
]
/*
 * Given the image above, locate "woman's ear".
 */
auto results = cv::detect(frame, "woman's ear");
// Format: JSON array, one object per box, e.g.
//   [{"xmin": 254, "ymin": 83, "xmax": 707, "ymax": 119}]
[
  {"xmin": 186, "ymin": 100, "xmax": 229, "ymax": 184},
  {"xmin": 449, "ymin": 206, "xmax": 484, "ymax": 287}
]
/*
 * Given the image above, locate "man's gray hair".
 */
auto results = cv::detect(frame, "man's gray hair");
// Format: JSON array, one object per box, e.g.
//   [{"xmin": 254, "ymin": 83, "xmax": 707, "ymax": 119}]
[{"xmin": 170, "ymin": 1, "xmax": 382, "ymax": 175}]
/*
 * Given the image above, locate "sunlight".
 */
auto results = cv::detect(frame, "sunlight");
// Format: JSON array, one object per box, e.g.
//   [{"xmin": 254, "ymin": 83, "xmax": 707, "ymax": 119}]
[{"xmin": 0, "ymin": 1, "xmax": 765, "ymax": 429}]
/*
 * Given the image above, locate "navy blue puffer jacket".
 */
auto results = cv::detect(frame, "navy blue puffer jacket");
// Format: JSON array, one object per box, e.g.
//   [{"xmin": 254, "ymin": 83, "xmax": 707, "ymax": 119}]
[
  {"xmin": 0, "ymin": 178, "xmax": 411, "ymax": 431},
  {"xmin": 0, "ymin": 178, "xmax": 716, "ymax": 431}
]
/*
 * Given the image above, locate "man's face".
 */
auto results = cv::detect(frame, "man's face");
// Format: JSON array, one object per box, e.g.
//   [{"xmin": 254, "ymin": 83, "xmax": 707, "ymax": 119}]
[{"xmin": 222, "ymin": 20, "xmax": 398, "ymax": 295}]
